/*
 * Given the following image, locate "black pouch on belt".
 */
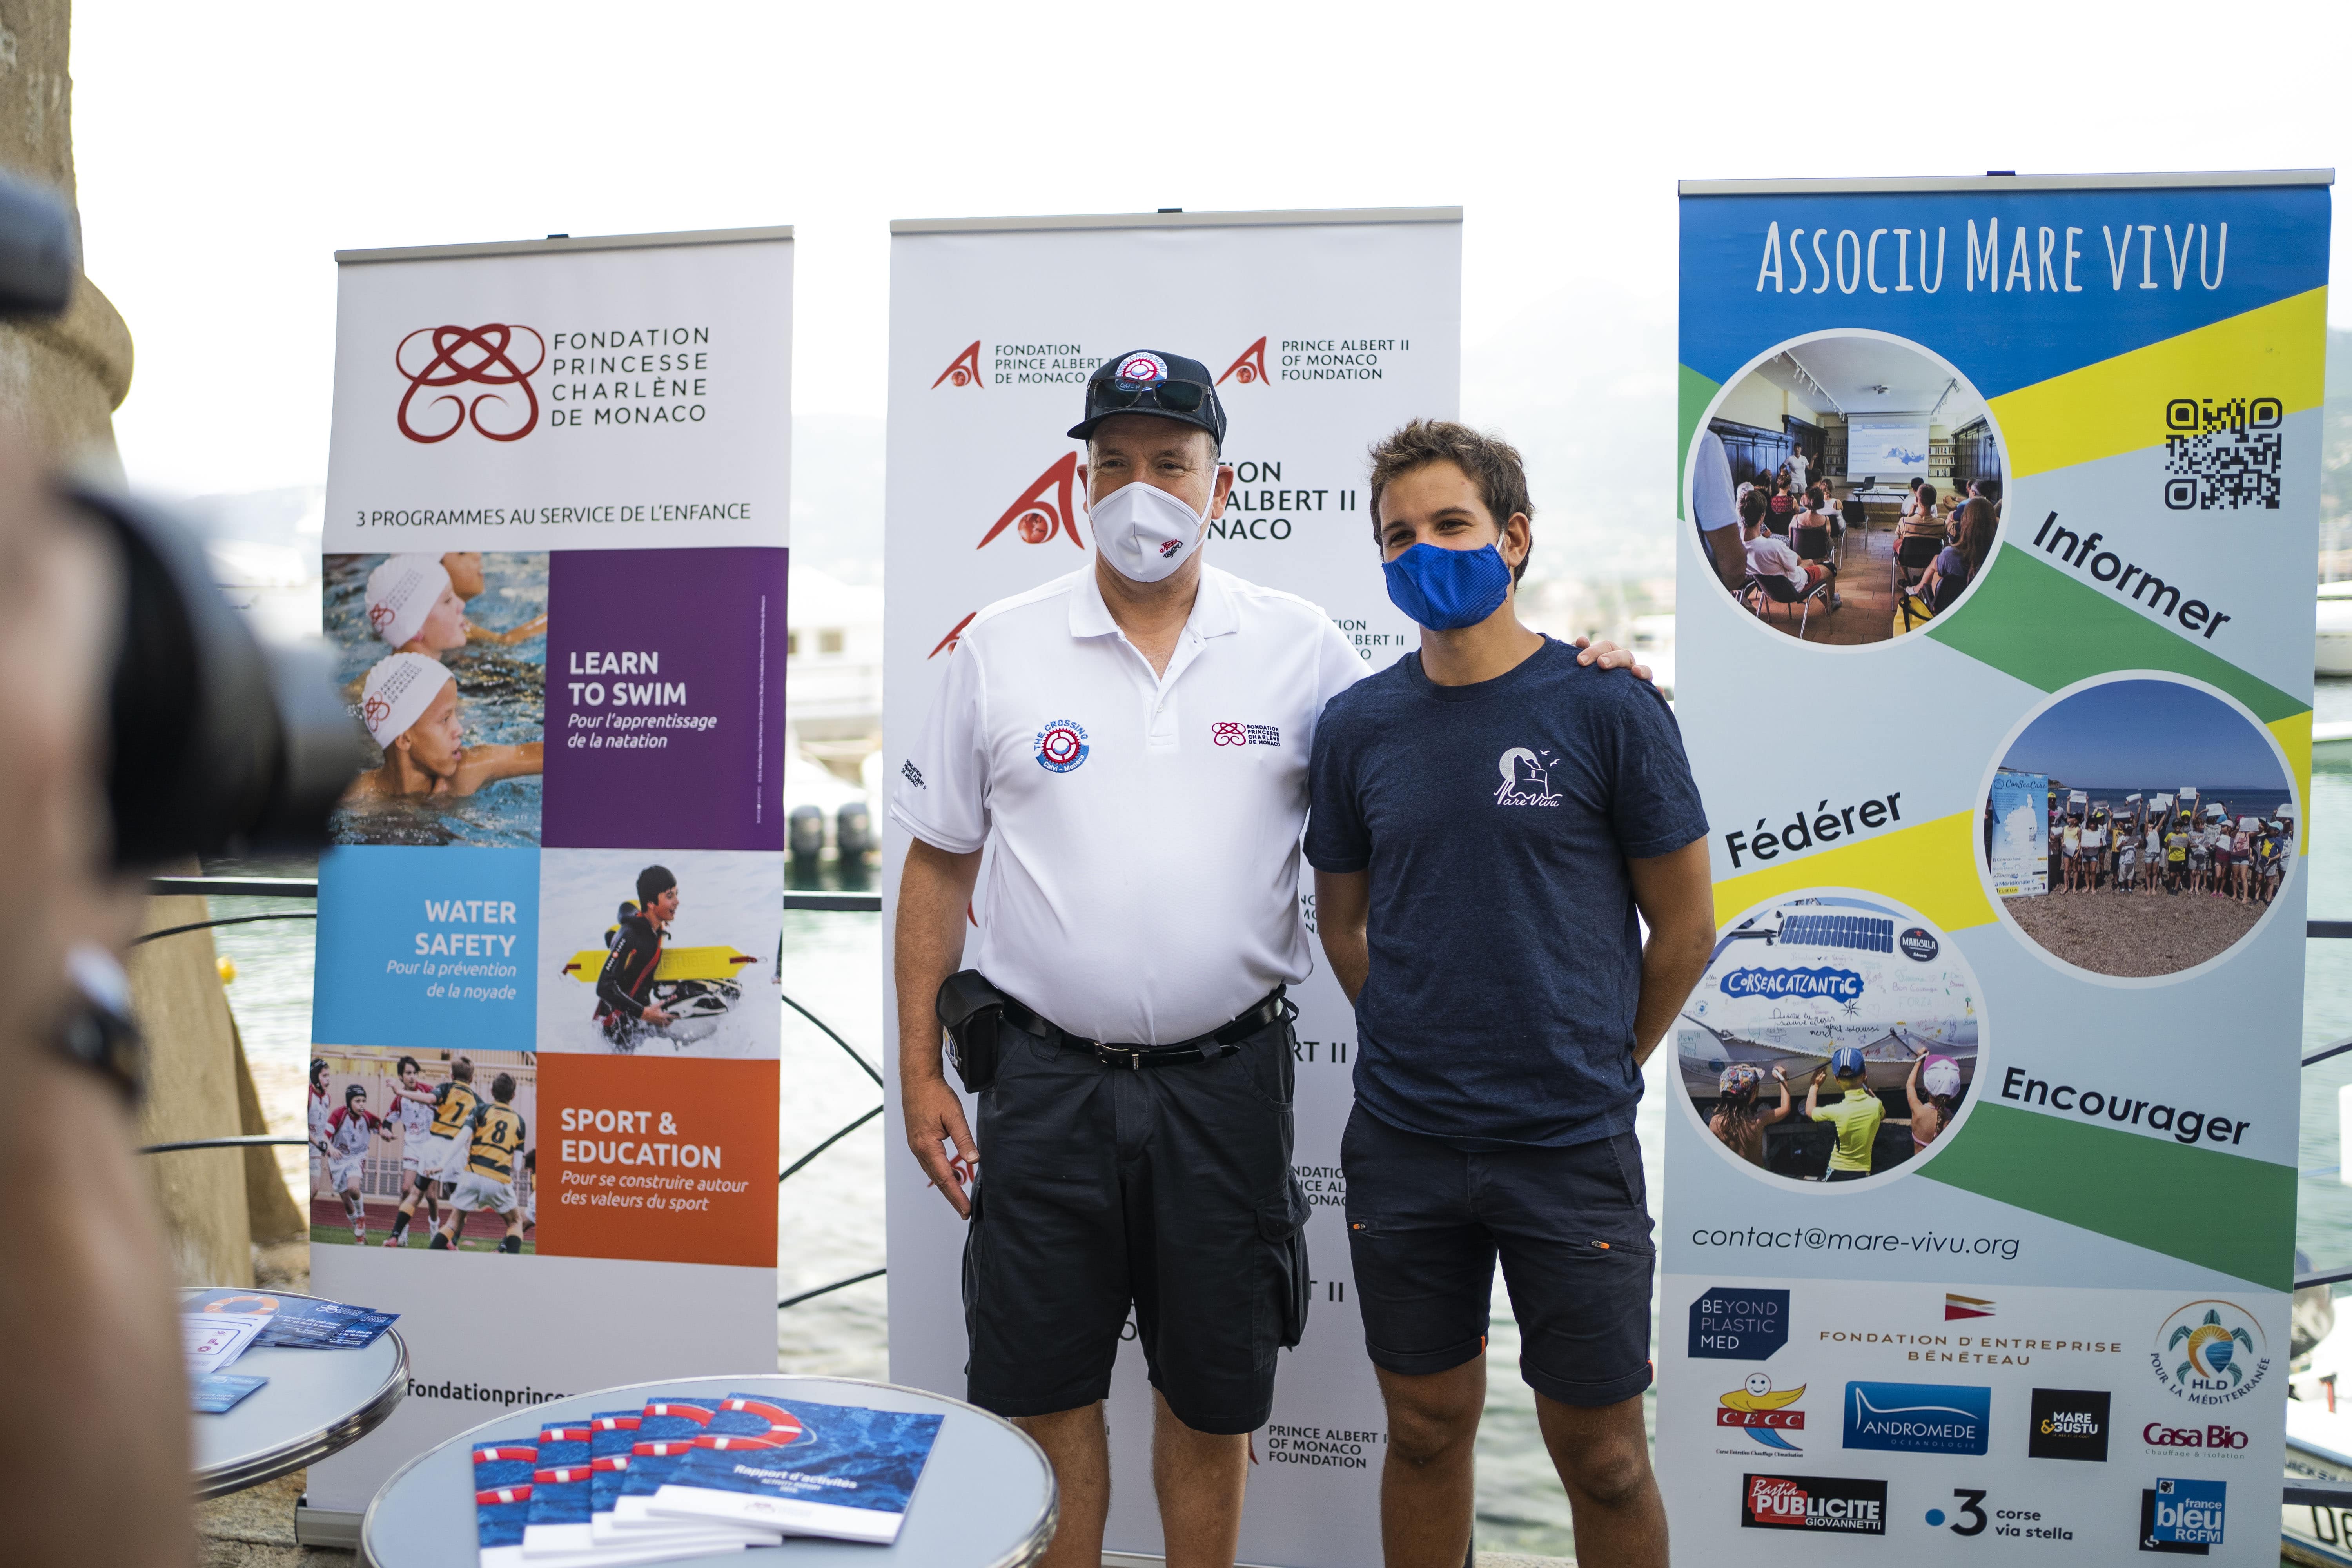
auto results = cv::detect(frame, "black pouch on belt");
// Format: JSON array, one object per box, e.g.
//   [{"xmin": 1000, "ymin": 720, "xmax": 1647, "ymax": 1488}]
[{"xmin": 935, "ymin": 969, "xmax": 1010, "ymax": 1094}]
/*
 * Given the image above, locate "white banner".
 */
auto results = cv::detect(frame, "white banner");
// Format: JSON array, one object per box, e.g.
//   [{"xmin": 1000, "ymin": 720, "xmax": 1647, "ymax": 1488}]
[
  {"xmin": 309, "ymin": 227, "xmax": 792, "ymax": 1513},
  {"xmin": 880, "ymin": 208, "xmax": 1460, "ymax": 1567}
]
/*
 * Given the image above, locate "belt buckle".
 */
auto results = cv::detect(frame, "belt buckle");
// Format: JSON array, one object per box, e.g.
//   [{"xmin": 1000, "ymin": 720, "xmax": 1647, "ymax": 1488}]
[{"xmin": 1092, "ymin": 1042, "xmax": 1142, "ymax": 1071}]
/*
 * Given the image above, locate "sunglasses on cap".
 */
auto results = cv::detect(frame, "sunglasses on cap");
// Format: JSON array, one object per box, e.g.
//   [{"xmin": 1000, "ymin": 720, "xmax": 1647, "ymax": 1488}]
[{"xmin": 1086, "ymin": 375, "xmax": 1214, "ymax": 418}]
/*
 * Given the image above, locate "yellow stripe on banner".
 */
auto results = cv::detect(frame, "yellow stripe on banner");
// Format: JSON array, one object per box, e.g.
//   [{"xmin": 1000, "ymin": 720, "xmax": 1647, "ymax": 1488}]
[
  {"xmin": 1713, "ymin": 809, "xmax": 1996, "ymax": 933},
  {"xmin": 1988, "ymin": 287, "xmax": 2328, "ymax": 479},
  {"xmin": 2271, "ymin": 710, "xmax": 2313, "ymax": 855}
]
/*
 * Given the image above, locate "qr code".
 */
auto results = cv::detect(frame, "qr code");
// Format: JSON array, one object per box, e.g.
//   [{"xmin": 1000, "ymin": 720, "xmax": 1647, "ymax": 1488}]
[{"xmin": 2161, "ymin": 396, "xmax": 2283, "ymax": 510}]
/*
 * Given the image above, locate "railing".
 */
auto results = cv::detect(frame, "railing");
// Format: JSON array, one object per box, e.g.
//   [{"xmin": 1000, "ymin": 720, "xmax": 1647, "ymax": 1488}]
[{"xmin": 138, "ymin": 874, "xmax": 889, "ymax": 1311}]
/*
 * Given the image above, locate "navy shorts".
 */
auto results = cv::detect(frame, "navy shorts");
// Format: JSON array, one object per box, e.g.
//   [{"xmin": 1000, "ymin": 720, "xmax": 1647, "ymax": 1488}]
[
  {"xmin": 962, "ymin": 1010, "xmax": 1310, "ymax": 1435},
  {"xmin": 1342, "ymin": 1105, "xmax": 1654, "ymax": 1408}
]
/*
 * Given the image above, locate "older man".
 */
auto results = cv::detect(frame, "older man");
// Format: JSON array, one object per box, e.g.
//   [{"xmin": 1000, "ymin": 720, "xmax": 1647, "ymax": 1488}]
[{"xmin": 892, "ymin": 355, "xmax": 1642, "ymax": 1568}]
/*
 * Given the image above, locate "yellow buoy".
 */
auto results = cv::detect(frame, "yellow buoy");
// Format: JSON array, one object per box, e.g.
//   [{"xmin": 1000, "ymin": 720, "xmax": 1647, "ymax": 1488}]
[{"xmin": 216, "ymin": 956, "xmax": 238, "ymax": 985}]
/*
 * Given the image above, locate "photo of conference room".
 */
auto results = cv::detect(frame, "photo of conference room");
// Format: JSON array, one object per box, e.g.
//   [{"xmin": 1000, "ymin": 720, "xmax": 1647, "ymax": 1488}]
[{"xmin": 1691, "ymin": 333, "xmax": 2006, "ymax": 647}]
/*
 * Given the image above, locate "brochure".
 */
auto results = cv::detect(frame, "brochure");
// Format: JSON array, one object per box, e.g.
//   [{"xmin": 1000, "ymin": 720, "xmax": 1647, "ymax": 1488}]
[
  {"xmin": 473, "ymin": 1442, "xmax": 537, "ymax": 1568},
  {"xmin": 603, "ymin": 1397, "xmax": 781, "ymax": 1545},
  {"xmin": 190, "ymin": 1372, "xmax": 267, "ymax": 1413},
  {"xmin": 647, "ymin": 1395, "xmax": 944, "ymax": 1544},
  {"xmin": 183, "ymin": 1288, "xmax": 399, "ymax": 1349},
  {"xmin": 521, "ymin": 1423, "xmax": 595, "ymax": 1557},
  {"xmin": 586, "ymin": 1409, "xmax": 753, "ymax": 1556},
  {"xmin": 183, "ymin": 1309, "xmax": 270, "ymax": 1375}
]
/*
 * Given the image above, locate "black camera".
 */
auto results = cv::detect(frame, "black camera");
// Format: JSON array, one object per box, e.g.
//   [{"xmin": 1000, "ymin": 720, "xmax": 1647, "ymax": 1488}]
[{"xmin": 0, "ymin": 172, "xmax": 366, "ymax": 866}]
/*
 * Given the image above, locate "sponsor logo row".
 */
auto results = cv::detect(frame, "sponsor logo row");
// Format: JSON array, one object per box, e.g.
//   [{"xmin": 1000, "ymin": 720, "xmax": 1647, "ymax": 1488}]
[
  {"xmin": 1742, "ymin": 1472, "xmax": 2227, "ymax": 1553},
  {"xmin": 1690, "ymin": 1286, "xmax": 2272, "ymax": 1407},
  {"xmin": 1713, "ymin": 1377, "xmax": 2250, "ymax": 1463}
]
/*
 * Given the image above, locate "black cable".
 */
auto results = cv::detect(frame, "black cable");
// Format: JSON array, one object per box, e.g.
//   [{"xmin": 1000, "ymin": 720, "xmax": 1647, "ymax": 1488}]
[
  {"xmin": 779, "ymin": 1105, "xmax": 884, "ymax": 1183},
  {"xmin": 777, "ymin": 1267, "xmax": 886, "ymax": 1310},
  {"xmin": 137, "ymin": 1134, "xmax": 310, "ymax": 1154},
  {"xmin": 784, "ymin": 992, "xmax": 884, "ymax": 1085},
  {"xmin": 133, "ymin": 911, "xmax": 317, "ymax": 946}
]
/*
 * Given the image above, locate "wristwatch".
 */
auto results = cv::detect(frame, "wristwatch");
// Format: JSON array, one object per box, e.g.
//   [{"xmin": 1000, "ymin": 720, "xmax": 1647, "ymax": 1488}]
[{"xmin": 51, "ymin": 942, "xmax": 145, "ymax": 1104}]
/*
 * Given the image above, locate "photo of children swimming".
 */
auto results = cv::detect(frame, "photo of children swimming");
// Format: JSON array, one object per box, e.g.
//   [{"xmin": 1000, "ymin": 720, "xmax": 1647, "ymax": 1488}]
[
  {"xmin": 1985, "ymin": 677, "xmax": 2295, "ymax": 978},
  {"xmin": 1679, "ymin": 891, "xmax": 1980, "ymax": 1184},
  {"xmin": 326, "ymin": 550, "xmax": 549, "ymax": 846}
]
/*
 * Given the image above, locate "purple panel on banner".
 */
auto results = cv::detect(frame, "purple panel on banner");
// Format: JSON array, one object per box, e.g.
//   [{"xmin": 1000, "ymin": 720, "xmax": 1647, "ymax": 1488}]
[{"xmin": 542, "ymin": 548, "xmax": 786, "ymax": 850}]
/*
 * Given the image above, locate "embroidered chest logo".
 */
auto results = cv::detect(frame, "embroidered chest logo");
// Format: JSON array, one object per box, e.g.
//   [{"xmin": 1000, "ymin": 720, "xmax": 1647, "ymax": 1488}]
[
  {"xmin": 1495, "ymin": 746, "xmax": 1563, "ymax": 807},
  {"xmin": 1034, "ymin": 720, "xmax": 1091, "ymax": 773},
  {"xmin": 1212, "ymin": 722, "xmax": 1282, "ymax": 747}
]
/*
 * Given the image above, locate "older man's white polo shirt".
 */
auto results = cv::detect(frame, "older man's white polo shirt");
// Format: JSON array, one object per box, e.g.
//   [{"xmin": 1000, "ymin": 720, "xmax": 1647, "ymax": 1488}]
[{"xmin": 891, "ymin": 562, "xmax": 1365, "ymax": 1044}]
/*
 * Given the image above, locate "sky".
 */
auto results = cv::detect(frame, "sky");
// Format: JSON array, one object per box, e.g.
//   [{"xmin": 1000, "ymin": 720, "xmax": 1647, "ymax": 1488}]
[
  {"xmin": 2001, "ymin": 680, "xmax": 2290, "ymax": 791},
  {"xmin": 65, "ymin": 0, "xmax": 2352, "ymax": 582}
]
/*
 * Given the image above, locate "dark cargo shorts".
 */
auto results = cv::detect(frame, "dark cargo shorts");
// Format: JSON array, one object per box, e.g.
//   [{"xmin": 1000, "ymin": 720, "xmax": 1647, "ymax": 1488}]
[
  {"xmin": 1342, "ymin": 1105, "xmax": 1655, "ymax": 1408},
  {"xmin": 962, "ymin": 1010, "xmax": 1310, "ymax": 1435}
]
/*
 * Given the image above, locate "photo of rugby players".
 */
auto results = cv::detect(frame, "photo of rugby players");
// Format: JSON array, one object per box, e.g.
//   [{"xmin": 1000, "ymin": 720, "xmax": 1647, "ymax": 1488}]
[
  {"xmin": 1985, "ymin": 677, "xmax": 2296, "ymax": 977},
  {"xmin": 323, "ymin": 550, "xmax": 547, "ymax": 847},
  {"xmin": 535, "ymin": 848, "xmax": 780, "ymax": 1058},
  {"xmin": 310, "ymin": 1046, "xmax": 537, "ymax": 1252}
]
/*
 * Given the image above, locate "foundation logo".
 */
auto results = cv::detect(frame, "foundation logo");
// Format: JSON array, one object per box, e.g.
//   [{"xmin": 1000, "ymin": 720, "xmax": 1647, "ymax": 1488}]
[
  {"xmin": 932, "ymin": 340, "xmax": 984, "ymax": 388},
  {"xmin": 928, "ymin": 612, "xmax": 976, "ymax": 659},
  {"xmin": 1741, "ymin": 1474, "xmax": 1886, "ymax": 1535},
  {"xmin": 1945, "ymin": 1292, "xmax": 1995, "ymax": 1321},
  {"xmin": 1717, "ymin": 1376, "xmax": 1807, "ymax": 1452},
  {"xmin": 2152, "ymin": 1301, "xmax": 2269, "ymax": 1406},
  {"xmin": 396, "ymin": 323, "xmax": 545, "ymax": 443},
  {"xmin": 978, "ymin": 454, "xmax": 1084, "ymax": 549},
  {"xmin": 1218, "ymin": 336, "xmax": 1270, "ymax": 386},
  {"xmin": 1495, "ymin": 747, "xmax": 1563, "ymax": 807},
  {"xmin": 1212, "ymin": 722, "xmax": 1282, "ymax": 748},
  {"xmin": 1033, "ymin": 719, "xmax": 1090, "ymax": 774}
]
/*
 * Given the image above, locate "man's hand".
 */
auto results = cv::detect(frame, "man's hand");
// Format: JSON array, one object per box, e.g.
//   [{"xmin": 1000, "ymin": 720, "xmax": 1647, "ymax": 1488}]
[
  {"xmin": 642, "ymin": 1004, "xmax": 675, "ymax": 1027},
  {"xmin": 903, "ymin": 1073, "xmax": 977, "ymax": 1217},
  {"xmin": 1570, "ymin": 635, "xmax": 1655, "ymax": 686}
]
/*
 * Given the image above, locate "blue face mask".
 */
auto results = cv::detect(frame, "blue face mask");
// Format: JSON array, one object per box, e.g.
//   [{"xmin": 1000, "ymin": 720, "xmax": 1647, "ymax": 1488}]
[{"xmin": 1382, "ymin": 542, "xmax": 1514, "ymax": 630}]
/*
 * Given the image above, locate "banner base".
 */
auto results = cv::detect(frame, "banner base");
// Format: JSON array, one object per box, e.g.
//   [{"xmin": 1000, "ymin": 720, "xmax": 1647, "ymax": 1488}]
[{"xmin": 294, "ymin": 1499, "xmax": 363, "ymax": 1550}]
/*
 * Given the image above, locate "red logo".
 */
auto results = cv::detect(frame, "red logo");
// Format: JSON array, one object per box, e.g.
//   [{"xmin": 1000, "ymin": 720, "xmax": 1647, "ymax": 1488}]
[
  {"xmin": 932, "ymin": 340, "xmax": 984, "ymax": 389},
  {"xmin": 1218, "ymin": 336, "xmax": 1270, "ymax": 386},
  {"xmin": 396, "ymin": 324, "xmax": 545, "ymax": 443},
  {"xmin": 929, "ymin": 612, "xmax": 976, "ymax": 658},
  {"xmin": 977, "ymin": 453, "xmax": 1084, "ymax": 549},
  {"xmin": 1212, "ymin": 722, "xmax": 1245, "ymax": 746},
  {"xmin": 361, "ymin": 693, "xmax": 392, "ymax": 727}
]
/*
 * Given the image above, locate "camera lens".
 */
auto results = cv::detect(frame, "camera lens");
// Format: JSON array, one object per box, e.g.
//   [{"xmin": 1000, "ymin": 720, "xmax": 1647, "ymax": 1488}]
[{"xmin": 69, "ymin": 484, "xmax": 367, "ymax": 867}]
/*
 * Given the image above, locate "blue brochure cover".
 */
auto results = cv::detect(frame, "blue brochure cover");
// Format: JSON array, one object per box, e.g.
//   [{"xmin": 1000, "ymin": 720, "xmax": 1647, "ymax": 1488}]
[
  {"xmin": 522, "ymin": 1423, "xmax": 594, "ymax": 1555},
  {"xmin": 183, "ymin": 1288, "xmax": 399, "ymax": 1349},
  {"xmin": 190, "ymin": 1372, "xmax": 267, "ymax": 1413},
  {"xmin": 648, "ymin": 1394, "xmax": 945, "ymax": 1544},
  {"xmin": 472, "ymin": 1442, "xmax": 536, "ymax": 1568},
  {"xmin": 603, "ymin": 1396, "xmax": 780, "ymax": 1546}
]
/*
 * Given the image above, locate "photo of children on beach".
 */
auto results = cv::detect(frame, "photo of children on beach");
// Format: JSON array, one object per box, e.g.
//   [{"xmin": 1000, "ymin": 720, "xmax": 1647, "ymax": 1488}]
[
  {"xmin": 308, "ymin": 1044, "xmax": 537, "ymax": 1253},
  {"xmin": 1691, "ymin": 333, "xmax": 2004, "ymax": 647},
  {"xmin": 1676, "ymin": 891, "xmax": 1982, "ymax": 1186},
  {"xmin": 1983, "ymin": 677, "xmax": 2295, "ymax": 978},
  {"xmin": 325, "ymin": 552, "xmax": 548, "ymax": 846}
]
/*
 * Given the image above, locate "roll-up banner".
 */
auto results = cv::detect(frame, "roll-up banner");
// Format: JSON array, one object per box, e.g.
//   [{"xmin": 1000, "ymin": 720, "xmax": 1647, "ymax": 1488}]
[
  {"xmin": 880, "ymin": 208, "xmax": 1460, "ymax": 1567},
  {"xmin": 1665, "ymin": 171, "xmax": 2330, "ymax": 1562},
  {"xmin": 306, "ymin": 227, "xmax": 792, "ymax": 1513}
]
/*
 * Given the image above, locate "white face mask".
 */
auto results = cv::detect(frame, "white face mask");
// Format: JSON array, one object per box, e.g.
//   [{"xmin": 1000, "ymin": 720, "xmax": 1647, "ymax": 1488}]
[{"xmin": 1086, "ymin": 470, "xmax": 1217, "ymax": 583}]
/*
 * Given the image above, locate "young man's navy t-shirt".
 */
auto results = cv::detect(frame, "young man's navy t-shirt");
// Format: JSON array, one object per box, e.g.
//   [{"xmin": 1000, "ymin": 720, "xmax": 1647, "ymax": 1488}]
[{"xmin": 1305, "ymin": 637, "xmax": 1708, "ymax": 1150}]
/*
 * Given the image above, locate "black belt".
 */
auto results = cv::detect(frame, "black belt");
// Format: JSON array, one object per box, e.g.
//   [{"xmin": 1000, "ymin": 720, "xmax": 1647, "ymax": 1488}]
[{"xmin": 995, "ymin": 986, "xmax": 1292, "ymax": 1071}]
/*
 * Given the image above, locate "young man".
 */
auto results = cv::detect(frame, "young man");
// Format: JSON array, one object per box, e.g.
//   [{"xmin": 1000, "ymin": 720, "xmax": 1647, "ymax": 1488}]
[
  {"xmin": 1804, "ymin": 1048, "xmax": 1882, "ymax": 1182},
  {"xmin": 380, "ymin": 1055, "xmax": 443, "ymax": 1247},
  {"xmin": 1308, "ymin": 420, "xmax": 1713, "ymax": 1568},
  {"xmin": 595, "ymin": 866, "xmax": 680, "ymax": 1051},
  {"xmin": 895, "ymin": 358, "xmax": 1661, "ymax": 1568},
  {"xmin": 431, "ymin": 1071, "xmax": 528, "ymax": 1254},
  {"xmin": 343, "ymin": 653, "xmax": 543, "ymax": 801},
  {"xmin": 321, "ymin": 1083, "xmax": 394, "ymax": 1243}
]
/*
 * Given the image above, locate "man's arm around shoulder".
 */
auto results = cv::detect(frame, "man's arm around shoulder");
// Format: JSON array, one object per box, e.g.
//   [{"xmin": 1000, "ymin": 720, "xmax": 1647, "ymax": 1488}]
[{"xmin": 895, "ymin": 837, "xmax": 984, "ymax": 1217}]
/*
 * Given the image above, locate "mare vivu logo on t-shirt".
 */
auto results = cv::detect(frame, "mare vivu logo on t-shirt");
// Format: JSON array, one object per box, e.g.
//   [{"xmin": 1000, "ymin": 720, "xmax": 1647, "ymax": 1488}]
[{"xmin": 1495, "ymin": 747, "xmax": 1562, "ymax": 807}]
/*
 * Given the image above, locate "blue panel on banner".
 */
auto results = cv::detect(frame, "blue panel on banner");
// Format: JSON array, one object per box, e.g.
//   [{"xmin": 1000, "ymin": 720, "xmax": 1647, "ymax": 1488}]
[
  {"xmin": 312, "ymin": 845, "xmax": 538, "ymax": 1048},
  {"xmin": 1688, "ymin": 1286, "xmax": 1789, "ymax": 1360},
  {"xmin": 1678, "ymin": 184, "xmax": 2330, "ymax": 396},
  {"xmin": 1840, "ymin": 1381, "xmax": 1991, "ymax": 1455}
]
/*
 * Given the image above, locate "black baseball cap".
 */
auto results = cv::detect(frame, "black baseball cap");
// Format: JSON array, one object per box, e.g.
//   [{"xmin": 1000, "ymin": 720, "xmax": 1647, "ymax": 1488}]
[{"xmin": 1067, "ymin": 349, "xmax": 1228, "ymax": 449}]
